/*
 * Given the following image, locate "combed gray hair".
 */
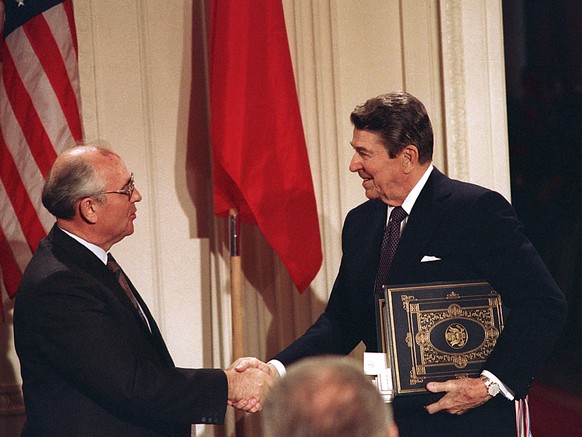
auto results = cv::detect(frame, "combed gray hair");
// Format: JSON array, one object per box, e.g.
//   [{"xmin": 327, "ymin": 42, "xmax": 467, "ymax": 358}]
[
  {"xmin": 41, "ymin": 142, "xmax": 116, "ymax": 219},
  {"xmin": 262, "ymin": 356, "xmax": 393, "ymax": 437}
]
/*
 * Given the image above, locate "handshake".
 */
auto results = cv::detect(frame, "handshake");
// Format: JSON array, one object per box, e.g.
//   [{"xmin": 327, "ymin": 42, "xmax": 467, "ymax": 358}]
[{"xmin": 225, "ymin": 357, "xmax": 280, "ymax": 413}]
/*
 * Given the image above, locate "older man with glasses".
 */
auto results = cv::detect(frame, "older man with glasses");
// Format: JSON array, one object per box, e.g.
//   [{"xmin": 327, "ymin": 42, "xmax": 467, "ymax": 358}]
[{"xmin": 13, "ymin": 143, "xmax": 271, "ymax": 437}]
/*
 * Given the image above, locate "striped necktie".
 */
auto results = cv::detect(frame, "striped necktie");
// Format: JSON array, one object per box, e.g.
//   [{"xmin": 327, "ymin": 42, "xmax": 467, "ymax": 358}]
[{"xmin": 107, "ymin": 253, "xmax": 150, "ymax": 331}]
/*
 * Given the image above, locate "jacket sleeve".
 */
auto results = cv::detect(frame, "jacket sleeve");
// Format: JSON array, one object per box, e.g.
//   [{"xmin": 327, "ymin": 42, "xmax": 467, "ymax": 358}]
[
  {"xmin": 273, "ymin": 204, "xmax": 381, "ymax": 365},
  {"xmin": 17, "ymin": 270, "xmax": 228, "ymax": 427},
  {"xmin": 466, "ymin": 190, "xmax": 568, "ymax": 398}
]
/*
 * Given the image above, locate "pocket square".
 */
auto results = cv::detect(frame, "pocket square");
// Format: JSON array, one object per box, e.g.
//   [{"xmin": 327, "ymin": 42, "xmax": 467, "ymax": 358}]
[{"xmin": 421, "ymin": 255, "xmax": 442, "ymax": 262}]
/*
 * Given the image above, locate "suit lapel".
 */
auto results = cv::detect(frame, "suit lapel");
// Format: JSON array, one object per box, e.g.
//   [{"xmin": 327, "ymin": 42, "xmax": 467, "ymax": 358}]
[
  {"xmin": 122, "ymin": 273, "xmax": 175, "ymax": 364},
  {"xmin": 49, "ymin": 226, "xmax": 174, "ymax": 365},
  {"xmin": 389, "ymin": 168, "xmax": 450, "ymax": 284},
  {"xmin": 356, "ymin": 200, "xmax": 388, "ymax": 287},
  {"xmin": 50, "ymin": 226, "xmax": 113, "ymax": 282}
]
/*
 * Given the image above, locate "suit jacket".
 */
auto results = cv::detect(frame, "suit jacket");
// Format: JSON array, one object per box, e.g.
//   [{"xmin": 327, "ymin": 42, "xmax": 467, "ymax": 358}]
[
  {"xmin": 274, "ymin": 168, "xmax": 567, "ymax": 436},
  {"xmin": 14, "ymin": 226, "xmax": 227, "ymax": 437}
]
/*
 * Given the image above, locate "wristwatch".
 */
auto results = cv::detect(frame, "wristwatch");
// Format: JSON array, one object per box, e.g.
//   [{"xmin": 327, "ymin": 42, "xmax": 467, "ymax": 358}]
[{"xmin": 480, "ymin": 375, "xmax": 500, "ymax": 397}]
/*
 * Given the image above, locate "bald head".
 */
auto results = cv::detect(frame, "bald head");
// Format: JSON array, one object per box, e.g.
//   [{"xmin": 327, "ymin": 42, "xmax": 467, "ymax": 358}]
[
  {"xmin": 42, "ymin": 144, "xmax": 120, "ymax": 219},
  {"xmin": 42, "ymin": 142, "xmax": 141, "ymax": 251}
]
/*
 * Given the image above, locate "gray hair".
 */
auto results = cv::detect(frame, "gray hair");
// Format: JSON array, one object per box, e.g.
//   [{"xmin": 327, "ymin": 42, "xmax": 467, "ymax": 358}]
[
  {"xmin": 42, "ymin": 142, "xmax": 117, "ymax": 219},
  {"xmin": 262, "ymin": 356, "xmax": 394, "ymax": 437}
]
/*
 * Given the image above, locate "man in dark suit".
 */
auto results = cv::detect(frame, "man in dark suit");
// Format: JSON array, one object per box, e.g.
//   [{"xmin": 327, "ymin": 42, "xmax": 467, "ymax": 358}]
[
  {"xmin": 14, "ymin": 144, "xmax": 270, "ymax": 436},
  {"xmin": 263, "ymin": 92, "xmax": 567, "ymax": 436}
]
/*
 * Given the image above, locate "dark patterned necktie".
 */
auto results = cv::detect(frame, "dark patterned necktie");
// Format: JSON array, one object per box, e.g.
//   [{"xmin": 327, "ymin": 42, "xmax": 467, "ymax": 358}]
[
  {"xmin": 374, "ymin": 206, "xmax": 408, "ymax": 294},
  {"xmin": 107, "ymin": 253, "xmax": 150, "ymax": 330}
]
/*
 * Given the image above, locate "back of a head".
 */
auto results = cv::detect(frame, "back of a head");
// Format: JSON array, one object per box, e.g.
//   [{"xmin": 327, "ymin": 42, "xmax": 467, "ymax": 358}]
[{"xmin": 262, "ymin": 356, "xmax": 395, "ymax": 437}]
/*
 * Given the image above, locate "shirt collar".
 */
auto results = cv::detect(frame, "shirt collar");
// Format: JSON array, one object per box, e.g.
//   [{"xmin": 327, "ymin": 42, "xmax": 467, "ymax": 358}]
[
  {"xmin": 387, "ymin": 164, "xmax": 433, "ymax": 220},
  {"xmin": 401, "ymin": 164, "xmax": 433, "ymax": 214},
  {"xmin": 58, "ymin": 227, "xmax": 108, "ymax": 265}
]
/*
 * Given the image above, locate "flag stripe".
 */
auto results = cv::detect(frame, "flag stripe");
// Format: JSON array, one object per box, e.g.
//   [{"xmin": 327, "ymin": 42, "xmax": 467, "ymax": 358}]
[
  {"xmin": 0, "ymin": 131, "xmax": 46, "ymax": 253},
  {"xmin": 0, "ymin": 0, "xmax": 82, "ymax": 307},
  {"xmin": 46, "ymin": 4, "xmax": 82, "ymax": 146},
  {"xmin": 25, "ymin": 9, "xmax": 81, "ymax": 140},
  {"xmin": 0, "ymin": 176, "xmax": 33, "ymax": 272},
  {"xmin": 0, "ymin": 83, "xmax": 55, "ymax": 232},
  {"xmin": 1, "ymin": 42, "xmax": 57, "ymax": 176},
  {"xmin": 62, "ymin": 0, "xmax": 77, "ymax": 53}
]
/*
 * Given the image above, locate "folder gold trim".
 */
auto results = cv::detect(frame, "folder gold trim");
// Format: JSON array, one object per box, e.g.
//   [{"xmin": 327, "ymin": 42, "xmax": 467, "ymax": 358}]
[{"xmin": 376, "ymin": 281, "xmax": 504, "ymax": 396}]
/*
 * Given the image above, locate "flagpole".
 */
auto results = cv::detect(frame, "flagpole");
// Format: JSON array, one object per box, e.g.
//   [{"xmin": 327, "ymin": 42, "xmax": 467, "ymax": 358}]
[
  {"xmin": 229, "ymin": 208, "xmax": 244, "ymax": 357},
  {"xmin": 229, "ymin": 208, "xmax": 245, "ymax": 436}
]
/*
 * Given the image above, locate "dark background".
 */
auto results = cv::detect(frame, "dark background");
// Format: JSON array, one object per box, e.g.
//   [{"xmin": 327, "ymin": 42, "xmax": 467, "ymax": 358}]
[{"xmin": 503, "ymin": 0, "xmax": 582, "ymax": 393}]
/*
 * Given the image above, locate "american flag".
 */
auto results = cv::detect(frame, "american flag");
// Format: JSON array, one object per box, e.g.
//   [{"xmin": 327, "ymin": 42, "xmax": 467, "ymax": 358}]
[{"xmin": 0, "ymin": 0, "xmax": 82, "ymax": 319}]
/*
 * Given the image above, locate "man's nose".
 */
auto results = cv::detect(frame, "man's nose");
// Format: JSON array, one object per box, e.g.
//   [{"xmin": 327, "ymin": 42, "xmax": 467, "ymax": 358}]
[
  {"xmin": 349, "ymin": 153, "xmax": 362, "ymax": 172},
  {"xmin": 132, "ymin": 187, "xmax": 143, "ymax": 202}
]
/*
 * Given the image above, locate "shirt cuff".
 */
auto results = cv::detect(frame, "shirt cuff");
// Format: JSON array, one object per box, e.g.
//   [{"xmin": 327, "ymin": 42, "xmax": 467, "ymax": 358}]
[
  {"xmin": 481, "ymin": 369, "xmax": 514, "ymax": 400},
  {"xmin": 268, "ymin": 359, "xmax": 286, "ymax": 377}
]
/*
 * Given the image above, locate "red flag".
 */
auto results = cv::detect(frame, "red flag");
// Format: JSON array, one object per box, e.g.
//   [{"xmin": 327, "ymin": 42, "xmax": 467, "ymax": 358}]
[
  {"xmin": 209, "ymin": 0, "xmax": 322, "ymax": 292},
  {"xmin": 0, "ymin": 0, "xmax": 83, "ymax": 317}
]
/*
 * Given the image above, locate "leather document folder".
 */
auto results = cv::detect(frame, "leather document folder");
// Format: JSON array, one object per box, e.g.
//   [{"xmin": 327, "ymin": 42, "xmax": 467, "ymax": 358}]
[{"xmin": 376, "ymin": 281, "xmax": 505, "ymax": 396}]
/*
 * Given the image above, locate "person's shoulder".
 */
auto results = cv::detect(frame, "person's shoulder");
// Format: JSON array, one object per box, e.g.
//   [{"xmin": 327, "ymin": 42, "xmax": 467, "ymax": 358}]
[
  {"xmin": 431, "ymin": 168, "xmax": 490, "ymax": 196},
  {"xmin": 341, "ymin": 200, "xmax": 383, "ymax": 233},
  {"xmin": 448, "ymin": 179, "xmax": 492, "ymax": 201},
  {"xmin": 19, "ymin": 238, "xmax": 68, "ymax": 289},
  {"xmin": 347, "ymin": 198, "xmax": 384, "ymax": 218},
  {"xmin": 19, "ymin": 227, "xmax": 98, "ymax": 293},
  {"xmin": 433, "ymin": 170, "xmax": 506, "ymax": 206}
]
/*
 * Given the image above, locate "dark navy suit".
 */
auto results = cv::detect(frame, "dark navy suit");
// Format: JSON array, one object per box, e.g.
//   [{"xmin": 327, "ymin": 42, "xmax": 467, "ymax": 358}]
[{"xmin": 274, "ymin": 167, "xmax": 567, "ymax": 436}]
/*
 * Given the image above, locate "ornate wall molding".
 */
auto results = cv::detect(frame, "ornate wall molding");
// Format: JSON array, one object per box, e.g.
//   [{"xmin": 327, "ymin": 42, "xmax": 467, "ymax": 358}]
[
  {"xmin": 439, "ymin": 0, "xmax": 469, "ymax": 180},
  {"xmin": 437, "ymin": 0, "xmax": 510, "ymax": 197}
]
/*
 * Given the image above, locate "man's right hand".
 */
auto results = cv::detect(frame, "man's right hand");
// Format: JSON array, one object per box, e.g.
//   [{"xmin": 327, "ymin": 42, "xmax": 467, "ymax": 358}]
[{"xmin": 225, "ymin": 357, "xmax": 279, "ymax": 413}]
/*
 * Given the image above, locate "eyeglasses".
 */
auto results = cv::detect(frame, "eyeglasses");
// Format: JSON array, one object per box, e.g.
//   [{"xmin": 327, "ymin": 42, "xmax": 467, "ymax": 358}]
[{"xmin": 88, "ymin": 173, "xmax": 135, "ymax": 200}]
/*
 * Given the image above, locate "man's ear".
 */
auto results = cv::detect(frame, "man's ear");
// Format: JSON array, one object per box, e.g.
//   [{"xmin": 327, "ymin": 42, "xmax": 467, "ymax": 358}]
[
  {"xmin": 401, "ymin": 145, "xmax": 419, "ymax": 174},
  {"xmin": 78, "ymin": 198, "xmax": 99, "ymax": 224}
]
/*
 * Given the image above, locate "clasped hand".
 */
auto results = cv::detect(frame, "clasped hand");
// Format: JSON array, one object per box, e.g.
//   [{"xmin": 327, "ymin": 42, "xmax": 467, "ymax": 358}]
[{"xmin": 225, "ymin": 357, "xmax": 279, "ymax": 413}]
